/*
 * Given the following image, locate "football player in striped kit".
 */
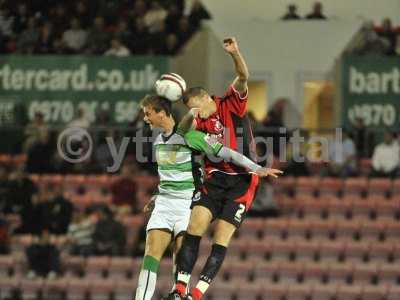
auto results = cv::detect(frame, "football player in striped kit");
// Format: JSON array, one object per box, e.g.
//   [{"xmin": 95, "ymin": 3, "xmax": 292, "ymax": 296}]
[{"xmin": 135, "ymin": 95, "xmax": 281, "ymax": 300}]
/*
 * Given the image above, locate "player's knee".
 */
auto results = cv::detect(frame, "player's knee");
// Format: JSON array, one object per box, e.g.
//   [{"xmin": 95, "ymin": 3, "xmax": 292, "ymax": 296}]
[
  {"xmin": 145, "ymin": 247, "xmax": 163, "ymax": 260},
  {"xmin": 187, "ymin": 220, "xmax": 207, "ymax": 236},
  {"xmin": 213, "ymin": 221, "xmax": 236, "ymax": 247},
  {"xmin": 187, "ymin": 206, "xmax": 212, "ymax": 236}
]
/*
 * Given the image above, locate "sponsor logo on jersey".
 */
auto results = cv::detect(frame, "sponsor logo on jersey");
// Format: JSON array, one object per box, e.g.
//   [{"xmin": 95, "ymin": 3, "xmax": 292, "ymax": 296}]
[{"xmin": 192, "ymin": 191, "xmax": 201, "ymax": 202}]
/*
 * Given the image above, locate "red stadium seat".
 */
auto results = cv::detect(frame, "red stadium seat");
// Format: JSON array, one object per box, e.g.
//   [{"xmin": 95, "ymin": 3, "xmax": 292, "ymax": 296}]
[
  {"xmin": 287, "ymin": 283, "xmax": 313, "ymax": 300},
  {"xmin": 359, "ymin": 220, "xmax": 385, "ymax": 242},
  {"xmin": 270, "ymin": 240, "xmax": 296, "ymax": 262},
  {"xmin": 89, "ymin": 279, "xmax": 116, "ymax": 300},
  {"xmin": 344, "ymin": 241, "xmax": 370, "ymax": 263},
  {"xmin": 223, "ymin": 261, "xmax": 255, "ymax": 282},
  {"xmin": 0, "ymin": 277, "xmax": 20, "ymax": 299},
  {"xmin": 311, "ymin": 283, "xmax": 338, "ymax": 300},
  {"xmin": 319, "ymin": 241, "xmax": 345, "ymax": 263},
  {"xmin": 63, "ymin": 255, "xmax": 86, "ymax": 277},
  {"xmin": 295, "ymin": 176, "xmax": 320, "ymax": 197},
  {"xmin": 114, "ymin": 279, "xmax": 136, "ymax": 300},
  {"xmin": 353, "ymin": 264, "xmax": 378, "ymax": 285},
  {"xmin": 303, "ymin": 262, "xmax": 328, "ymax": 284},
  {"xmin": 43, "ymin": 278, "xmax": 68, "ymax": 299},
  {"xmin": 368, "ymin": 178, "xmax": 393, "ymax": 197},
  {"xmin": 20, "ymin": 278, "xmax": 44, "ymax": 300},
  {"xmin": 245, "ymin": 240, "xmax": 273, "ymax": 262},
  {"xmin": 294, "ymin": 240, "xmax": 320, "ymax": 262},
  {"xmin": 388, "ymin": 285, "xmax": 400, "ymax": 300},
  {"xmin": 336, "ymin": 284, "xmax": 362, "ymax": 300},
  {"xmin": 272, "ymin": 176, "xmax": 296, "ymax": 195},
  {"xmin": 328, "ymin": 262, "xmax": 355, "ymax": 284},
  {"xmin": 109, "ymin": 257, "xmax": 134, "ymax": 279},
  {"xmin": 309, "ymin": 220, "xmax": 336, "ymax": 241},
  {"xmin": 207, "ymin": 281, "xmax": 237, "ymax": 300},
  {"xmin": 392, "ymin": 178, "xmax": 400, "ymax": 194},
  {"xmin": 261, "ymin": 283, "xmax": 289, "ymax": 300},
  {"xmin": 344, "ymin": 177, "xmax": 368, "ymax": 197},
  {"xmin": 278, "ymin": 261, "xmax": 305, "ymax": 283},
  {"xmin": 287, "ymin": 219, "xmax": 310, "ymax": 240},
  {"xmin": 361, "ymin": 284, "xmax": 389, "ymax": 300},
  {"xmin": 0, "ymin": 255, "xmax": 14, "ymax": 277},
  {"xmin": 235, "ymin": 281, "xmax": 262, "ymax": 300},
  {"xmin": 66, "ymin": 277, "xmax": 90, "ymax": 300},
  {"xmin": 378, "ymin": 263, "xmax": 400, "ymax": 285},
  {"xmin": 377, "ymin": 199, "xmax": 400, "ymax": 221},
  {"xmin": 369, "ymin": 242, "xmax": 395, "ymax": 264},
  {"xmin": 238, "ymin": 218, "xmax": 264, "ymax": 240},
  {"xmin": 86, "ymin": 256, "xmax": 110, "ymax": 278},
  {"xmin": 384, "ymin": 220, "xmax": 400, "ymax": 240},
  {"xmin": 254, "ymin": 261, "xmax": 280, "ymax": 283},
  {"xmin": 335, "ymin": 220, "xmax": 361, "ymax": 241},
  {"xmin": 264, "ymin": 219, "xmax": 290, "ymax": 240},
  {"xmin": 319, "ymin": 177, "xmax": 344, "ymax": 196}
]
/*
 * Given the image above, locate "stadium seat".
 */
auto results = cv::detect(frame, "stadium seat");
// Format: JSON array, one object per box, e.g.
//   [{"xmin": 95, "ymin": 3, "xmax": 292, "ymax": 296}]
[
  {"xmin": 235, "ymin": 281, "xmax": 262, "ymax": 300},
  {"xmin": 63, "ymin": 256, "xmax": 86, "ymax": 277},
  {"xmin": 264, "ymin": 219, "xmax": 290, "ymax": 240},
  {"xmin": 335, "ymin": 220, "xmax": 362, "ymax": 241},
  {"xmin": 223, "ymin": 261, "xmax": 255, "ymax": 282},
  {"xmin": 109, "ymin": 257, "xmax": 134, "ymax": 279},
  {"xmin": 0, "ymin": 255, "xmax": 14, "ymax": 277},
  {"xmin": 294, "ymin": 240, "xmax": 320, "ymax": 262},
  {"xmin": 302, "ymin": 262, "xmax": 328, "ymax": 284},
  {"xmin": 329, "ymin": 197, "xmax": 353, "ymax": 220},
  {"xmin": 361, "ymin": 284, "xmax": 389, "ymax": 300},
  {"xmin": 319, "ymin": 177, "xmax": 344, "ymax": 196},
  {"xmin": 377, "ymin": 199, "xmax": 400, "ymax": 221},
  {"xmin": 42, "ymin": 278, "xmax": 68, "ymax": 300},
  {"xmin": 344, "ymin": 241, "xmax": 370, "ymax": 263},
  {"xmin": 86, "ymin": 256, "xmax": 110, "ymax": 278},
  {"xmin": 0, "ymin": 277, "xmax": 20, "ymax": 299},
  {"xmin": 238, "ymin": 218, "xmax": 264, "ymax": 240},
  {"xmin": 270, "ymin": 240, "xmax": 296, "ymax": 262},
  {"xmin": 328, "ymin": 262, "xmax": 355, "ymax": 284},
  {"xmin": 308, "ymin": 220, "xmax": 336, "ymax": 241},
  {"xmin": 114, "ymin": 279, "xmax": 136, "ymax": 300},
  {"xmin": 66, "ymin": 277, "xmax": 90, "ymax": 300},
  {"xmin": 344, "ymin": 177, "xmax": 368, "ymax": 197},
  {"xmin": 287, "ymin": 219, "xmax": 310, "ymax": 240},
  {"xmin": 278, "ymin": 261, "xmax": 305, "ymax": 283},
  {"xmin": 368, "ymin": 178, "xmax": 393, "ymax": 197},
  {"xmin": 369, "ymin": 242, "xmax": 395, "ymax": 264},
  {"xmin": 254, "ymin": 261, "xmax": 280, "ymax": 283},
  {"xmin": 384, "ymin": 220, "xmax": 400, "ymax": 239},
  {"xmin": 311, "ymin": 283, "xmax": 338, "ymax": 300},
  {"xmin": 388, "ymin": 285, "xmax": 400, "ymax": 300},
  {"xmin": 207, "ymin": 281, "xmax": 237, "ymax": 300},
  {"xmin": 359, "ymin": 220, "xmax": 386, "ymax": 242},
  {"xmin": 295, "ymin": 176, "xmax": 320, "ymax": 197},
  {"xmin": 89, "ymin": 279, "xmax": 116, "ymax": 300},
  {"xmin": 353, "ymin": 264, "xmax": 378, "ymax": 285},
  {"xmin": 287, "ymin": 283, "xmax": 313, "ymax": 300},
  {"xmin": 336, "ymin": 284, "xmax": 362, "ymax": 300},
  {"xmin": 20, "ymin": 278, "xmax": 44, "ymax": 300},
  {"xmin": 392, "ymin": 178, "xmax": 400, "ymax": 194},
  {"xmin": 319, "ymin": 241, "xmax": 346, "ymax": 263},
  {"xmin": 272, "ymin": 176, "xmax": 296, "ymax": 196},
  {"xmin": 378, "ymin": 264, "xmax": 400, "ymax": 285},
  {"xmin": 261, "ymin": 283, "xmax": 289, "ymax": 300}
]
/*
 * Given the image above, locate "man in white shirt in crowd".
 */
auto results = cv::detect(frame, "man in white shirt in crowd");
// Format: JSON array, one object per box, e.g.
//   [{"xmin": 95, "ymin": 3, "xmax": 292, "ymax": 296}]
[
  {"xmin": 371, "ymin": 131, "xmax": 400, "ymax": 177},
  {"xmin": 104, "ymin": 38, "xmax": 131, "ymax": 57},
  {"xmin": 62, "ymin": 18, "xmax": 87, "ymax": 53}
]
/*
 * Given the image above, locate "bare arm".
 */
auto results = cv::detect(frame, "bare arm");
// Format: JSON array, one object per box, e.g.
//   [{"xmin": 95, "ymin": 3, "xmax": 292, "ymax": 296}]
[
  {"xmin": 223, "ymin": 37, "xmax": 249, "ymax": 94},
  {"xmin": 177, "ymin": 108, "xmax": 199, "ymax": 135}
]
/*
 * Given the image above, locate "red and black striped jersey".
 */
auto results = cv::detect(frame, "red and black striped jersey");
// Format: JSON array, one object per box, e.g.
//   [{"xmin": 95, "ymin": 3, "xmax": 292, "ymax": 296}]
[{"xmin": 195, "ymin": 85, "xmax": 256, "ymax": 175}]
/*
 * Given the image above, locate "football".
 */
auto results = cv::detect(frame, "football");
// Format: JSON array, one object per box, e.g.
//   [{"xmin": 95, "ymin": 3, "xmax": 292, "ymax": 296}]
[{"xmin": 154, "ymin": 73, "xmax": 187, "ymax": 102}]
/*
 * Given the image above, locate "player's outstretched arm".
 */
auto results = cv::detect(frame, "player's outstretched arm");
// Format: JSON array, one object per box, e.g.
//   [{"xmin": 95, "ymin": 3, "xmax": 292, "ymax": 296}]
[
  {"xmin": 184, "ymin": 130, "xmax": 283, "ymax": 178},
  {"xmin": 223, "ymin": 37, "xmax": 249, "ymax": 94}
]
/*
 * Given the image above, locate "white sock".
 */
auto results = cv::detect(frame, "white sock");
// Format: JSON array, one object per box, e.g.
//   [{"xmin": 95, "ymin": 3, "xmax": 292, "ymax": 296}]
[{"xmin": 135, "ymin": 269, "xmax": 157, "ymax": 300}]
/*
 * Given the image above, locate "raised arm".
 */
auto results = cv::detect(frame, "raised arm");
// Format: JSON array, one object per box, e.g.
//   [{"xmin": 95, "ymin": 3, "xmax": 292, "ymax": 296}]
[
  {"xmin": 176, "ymin": 108, "xmax": 199, "ymax": 135},
  {"xmin": 223, "ymin": 37, "xmax": 249, "ymax": 94}
]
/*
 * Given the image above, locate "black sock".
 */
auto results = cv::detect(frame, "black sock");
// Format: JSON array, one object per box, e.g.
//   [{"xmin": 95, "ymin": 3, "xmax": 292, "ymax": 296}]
[
  {"xmin": 176, "ymin": 233, "xmax": 202, "ymax": 281},
  {"xmin": 198, "ymin": 244, "xmax": 227, "ymax": 285}
]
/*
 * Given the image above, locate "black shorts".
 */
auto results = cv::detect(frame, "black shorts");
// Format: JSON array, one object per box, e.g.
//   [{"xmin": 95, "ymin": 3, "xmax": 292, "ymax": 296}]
[{"xmin": 191, "ymin": 172, "xmax": 259, "ymax": 228}]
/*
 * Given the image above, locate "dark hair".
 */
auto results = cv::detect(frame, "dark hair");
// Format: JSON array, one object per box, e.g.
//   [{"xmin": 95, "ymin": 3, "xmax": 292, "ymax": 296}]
[
  {"xmin": 181, "ymin": 87, "xmax": 208, "ymax": 104},
  {"xmin": 140, "ymin": 94, "xmax": 172, "ymax": 116}
]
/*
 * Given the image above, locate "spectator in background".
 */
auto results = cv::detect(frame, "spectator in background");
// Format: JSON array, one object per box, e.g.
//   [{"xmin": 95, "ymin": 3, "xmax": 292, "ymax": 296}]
[
  {"xmin": 62, "ymin": 18, "xmax": 87, "ymax": 53},
  {"xmin": 12, "ymin": 3, "xmax": 28, "ymax": 34},
  {"xmin": 326, "ymin": 130, "xmax": 357, "ymax": 177},
  {"xmin": 177, "ymin": 16, "xmax": 194, "ymax": 45},
  {"xmin": 93, "ymin": 206, "xmax": 126, "ymax": 256},
  {"xmin": 282, "ymin": 4, "xmax": 301, "ymax": 20},
  {"xmin": 105, "ymin": 37, "xmax": 131, "ymax": 57},
  {"xmin": 376, "ymin": 18, "xmax": 397, "ymax": 55},
  {"xmin": 149, "ymin": 21, "xmax": 167, "ymax": 54},
  {"xmin": 188, "ymin": 0, "xmax": 210, "ymax": 29},
  {"xmin": 23, "ymin": 112, "xmax": 48, "ymax": 153},
  {"xmin": 111, "ymin": 163, "xmax": 138, "ymax": 214},
  {"xmin": 351, "ymin": 117, "xmax": 374, "ymax": 158},
  {"xmin": 69, "ymin": 107, "xmax": 91, "ymax": 129},
  {"xmin": 0, "ymin": 6, "xmax": 14, "ymax": 37},
  {"xmin": 85, "ymin": 16, "xmax": 110, "ymax": 54},
  {"xmin": 26, "ymin": 131, "xmax": 53, "ymax": 174},
  {"xmin": 8, "ymin": 166, "xmax": 38, "ymax": 232},
  {"xmin": 131, "ymin": 17, "xmax": 150, "ymax": 54},
  {"xmin": 0, "ymin": 165, "xmax": 12, "ymax": 213},
  {"xmin": 162, "ymin": 33, "xmax": 180, "ymax": 55},
  {"xmin": 352, "ymin": 21, "xmax": 389, "ymax": 55},
  {"xmin": 41, "ymin": 184, "xmax": 73, "ymax": 235},
  {"xmin": 129, "ymin": 0, "xmax": 148, "ymax": 20},
  {"xmin": 306, "ymin": 2, "xmax": 327, "ymax": 20},
  {"xmin": 26, "ymin": 229, "xmax": 61, "ymax": 279},
  {"xmin": 35, "ymin": 21, "xmax": 55, "ymax": 54},
  {"xmin": 283, "ymin": 130, "xmax": 311, "ymax": 177},
  {"xmin": 74, "ymin": 1, "xmax": 92, "ymax": 29},
  {"xmin": 67, "ymin": 209, "xmax": 96, "ymax": 257},
  {"xmin": 371, "ymin": 131, "xmax": 400, "ymax": 177},
  {"xmin": 165, "ymin": 4, "xmax": 182, "ymax": 33},
  {"xmin": 114, "ymin": 19, "xmax": 132, "ymax": 48},
  {"xmin": 0, "ymin": 215, "xmax": 10, "ymax": 254},
  {"xmin": 17, "ymin": 17, "xmax": 39, "ymax": 54},
  {"xmin": 143, "ymin": 0, "xmax": 167, "ymax": 33},
  {"xmin": 49, "ymin": 4, "xmax": 70, "ymax": 37}
]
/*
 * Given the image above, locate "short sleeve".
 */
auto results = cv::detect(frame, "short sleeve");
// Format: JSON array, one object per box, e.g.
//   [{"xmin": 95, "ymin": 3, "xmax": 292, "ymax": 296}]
[
  {"xmin": 223, "ymin": 85, "xmax": 248, "ymax": 117},
  {"xmin": 184, "ymin": 130, "xmax": 223, "ymax": 155}
]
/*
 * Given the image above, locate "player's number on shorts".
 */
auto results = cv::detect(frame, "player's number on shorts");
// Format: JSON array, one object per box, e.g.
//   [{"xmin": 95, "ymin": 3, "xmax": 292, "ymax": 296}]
[{"xmin": 235, "ymin": 204, "xmax": 245, "ymax": 222}]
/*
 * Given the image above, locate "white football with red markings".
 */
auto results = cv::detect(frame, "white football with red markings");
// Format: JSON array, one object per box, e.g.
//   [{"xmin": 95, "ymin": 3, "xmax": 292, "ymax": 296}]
[{"xmin": 154, "ymin": 73, "xmax": 187, "ymax": 102}]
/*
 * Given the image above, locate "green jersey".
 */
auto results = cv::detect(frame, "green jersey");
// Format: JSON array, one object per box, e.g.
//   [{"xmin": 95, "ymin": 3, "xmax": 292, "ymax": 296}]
[{"xmin": 154, "ymin": 129, "xmax": 223, "ymax": 199}]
